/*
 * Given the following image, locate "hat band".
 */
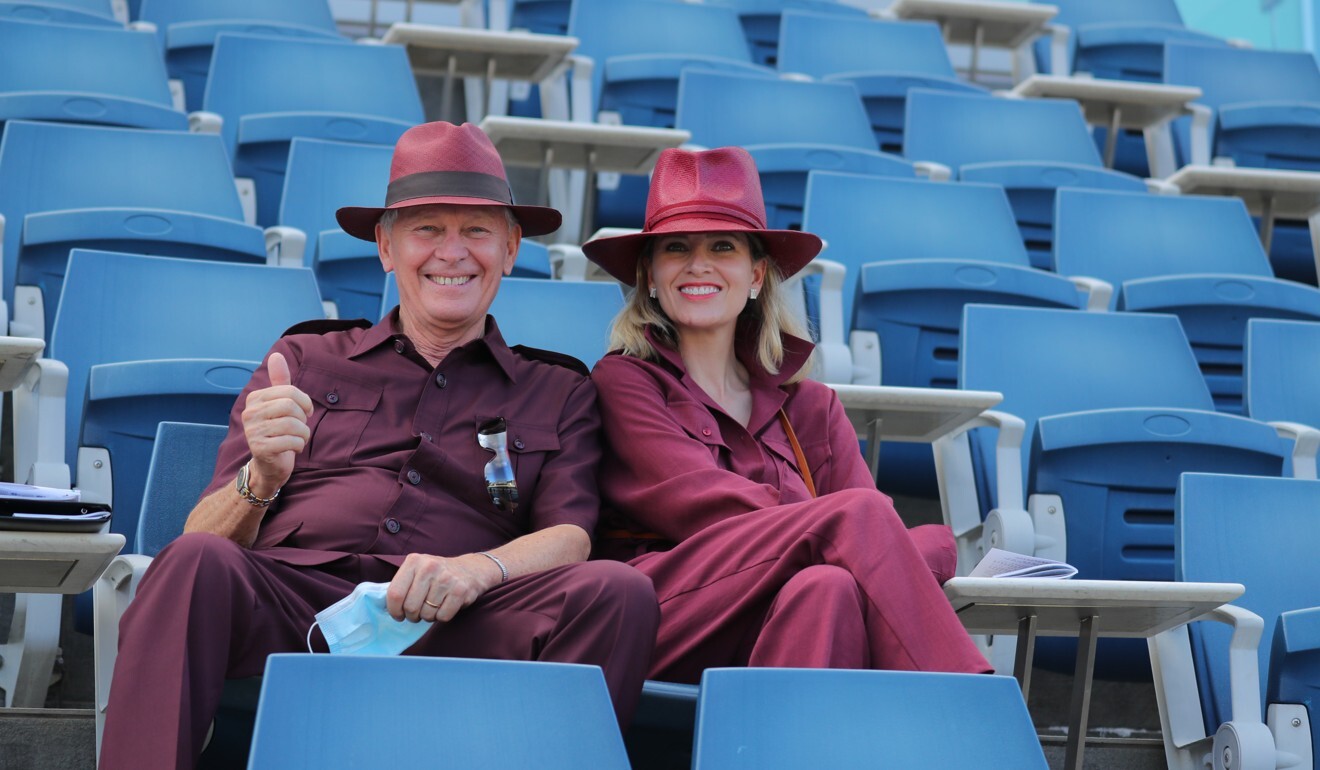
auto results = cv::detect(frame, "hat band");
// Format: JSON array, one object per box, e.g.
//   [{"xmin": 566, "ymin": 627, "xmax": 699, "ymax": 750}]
[
  {"xmin": 647, "ymin": 200, "xmax": 765, "ymax": 231},
  {"xmin": 385, "ymin": 170, "xmax": 514, "ymax": 207},
  {"xmin": 648, "ymin": 208, "xmax": 763, "ymax": 232}
]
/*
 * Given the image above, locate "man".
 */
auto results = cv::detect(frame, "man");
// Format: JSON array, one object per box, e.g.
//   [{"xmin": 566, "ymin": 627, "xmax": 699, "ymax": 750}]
[{"xmin": 99, "ymin": 122, "xmax": 659, "ymax": 770}]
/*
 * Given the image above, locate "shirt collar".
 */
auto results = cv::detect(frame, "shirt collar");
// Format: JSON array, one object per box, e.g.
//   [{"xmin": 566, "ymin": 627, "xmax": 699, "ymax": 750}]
[
  {"xmin": 351, "ymin": 308, "xmax": 520, "ymax": 383},
  {"xmin": 643, "ymin": 320, "xmax": 815, "ymax": 390}
]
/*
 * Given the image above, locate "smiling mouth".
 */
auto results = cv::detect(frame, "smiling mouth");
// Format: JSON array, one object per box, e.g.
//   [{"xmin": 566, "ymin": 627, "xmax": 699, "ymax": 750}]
[
  {"xmin": 427, "ymin": 275, "xmax": 473, "ymax": 286},
  {"xmin": 679, "ymin": 285, "xmax": 721, "ymax": 296}
]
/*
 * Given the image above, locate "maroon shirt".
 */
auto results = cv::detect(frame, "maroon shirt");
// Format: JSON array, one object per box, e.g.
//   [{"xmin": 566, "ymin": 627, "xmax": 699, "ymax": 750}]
[
  {"xmin": 593, "ymin": 326, "xmax": 889, "ymax": 559},
  {"xmin": 203, "ymin": 311, "xmax": 602, "ymax": 568}
]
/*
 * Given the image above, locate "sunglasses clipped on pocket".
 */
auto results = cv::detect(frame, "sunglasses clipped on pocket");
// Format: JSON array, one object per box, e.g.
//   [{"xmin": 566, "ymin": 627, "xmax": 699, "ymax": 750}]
[{"xmin": 477, "ymin": 417, "xmax": 519, "ymax": 513}]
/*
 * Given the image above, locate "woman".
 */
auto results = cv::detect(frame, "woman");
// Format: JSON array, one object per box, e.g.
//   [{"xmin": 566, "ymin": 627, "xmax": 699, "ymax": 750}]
[{"xmin": 585, "ymin": 147, "xmax": 989, "ymax": 683}]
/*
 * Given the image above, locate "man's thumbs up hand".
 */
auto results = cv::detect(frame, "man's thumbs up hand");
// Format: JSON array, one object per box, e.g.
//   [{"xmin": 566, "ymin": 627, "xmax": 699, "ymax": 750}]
[{"xmin": 240, "ymin": 350, "xmax": 314, "ymax": 501}]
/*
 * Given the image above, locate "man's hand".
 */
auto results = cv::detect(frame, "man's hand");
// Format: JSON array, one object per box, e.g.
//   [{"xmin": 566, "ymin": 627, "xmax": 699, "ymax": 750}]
[
  {"xmin": 240, "ymin": 352, "xmax": 313, "ymax": 497},
  {"xmin": 387, "ymin": 552, "xmax": 502, "ymax": 623}
]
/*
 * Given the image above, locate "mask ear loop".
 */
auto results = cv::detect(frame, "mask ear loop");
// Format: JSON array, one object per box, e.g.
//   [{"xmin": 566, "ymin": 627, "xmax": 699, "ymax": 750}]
[{"xmin": 307, "ymin": 621, "xmax": 321, "ymax": 653}]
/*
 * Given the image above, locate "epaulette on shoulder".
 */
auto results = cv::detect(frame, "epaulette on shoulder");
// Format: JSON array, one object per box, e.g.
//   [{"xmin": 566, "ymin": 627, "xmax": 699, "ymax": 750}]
[
  {"xmin": 511, "ymin": 345, "xmax": 590, "ymax": 377},
  {"xmin": 282, "ymin": 318, "xmax": 374, "ymax": 337}
]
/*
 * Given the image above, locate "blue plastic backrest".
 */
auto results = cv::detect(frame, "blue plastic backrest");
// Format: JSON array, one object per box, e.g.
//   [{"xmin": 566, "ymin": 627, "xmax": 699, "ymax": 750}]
[
  {"xmin": 50, "ymin": 250, "xmax": 324, "ymax": 465},
  {"xmin": 1053, "ymin": 188, "xmax": 1274, "ymax": 295},
  {"xmin": 676, "ymin": 68, "xmax": 876, "ymax": 150},
  {"xmin": 0, "ymin": 18, "xmax": 181, "ymax": 118},
  {"xmin": 1039, "ymin": 0, "xmax": 1185, "ymax": 27},
  {"xmin": 139, "ymin": 0, "xmax": 337, "ymax": 37},
  {"xmin": 803, "ymin": 172, "xmax": 1032, "ymax": 323},
  {"xmin": 203, "ymin": 32, "xmax": 423, "ymax": 155},
  {"xmin": 1175, "ymin": 473, "xmax": 1320, "ymax": 727},
  {"xmin": 0, "ymin": 120, "xmax": 248, "ymax": 300},
  {"xmin": 777, "ymin": 12, "xmax": 954, "ymax": 79},
  {"xmin": 960, "ymin": 305, "xmax": 1215, "ymax": 425},
  {"xmin": 250, "ymin": 655, "xmax": 630, "ymax": 769},
  {"xmin": 568, "ymin": 0, "xmax": 755, "ymax": 114},
  {"xmin": 692, "ymin": 668, "xmax": 1048, "ymax": 769},
  {"xmin": 904, "ymin": 89, "xmax": 1101, "ymax": 169},
  {"xmin": 279, "ymin": 137, "xmax": 392, "ymax": 262},
  {"xmin": 136, "ymin": 421, "xmax": 227, "ymax": 555},
  {"xmin": 488, "ymin": 278, "xmax": 624, "ymax": 367},
  {"xmin": 1165, "ymin": 41, "xmax": 1320, "ymax": 109},
  {"xmin": 1246, "ymin": 318, "xmax": 1320, "ymax": 428},
  {"xmin": 0, "ymin": 0, "xmax": 120, "ymax": 24}
]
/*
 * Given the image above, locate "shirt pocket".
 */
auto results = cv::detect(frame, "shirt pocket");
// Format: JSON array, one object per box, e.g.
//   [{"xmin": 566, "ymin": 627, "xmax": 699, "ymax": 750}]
[
  {"xmin": 298, "ymin": 368, "xmax": 383, "ymax": 469},
  {"xmin": 471, "ymin": 416, "xmax": 561, "ymax": 516},
  {"xmin": 667, "ymin": 401, "xmax": 727, "ymax": 461}
]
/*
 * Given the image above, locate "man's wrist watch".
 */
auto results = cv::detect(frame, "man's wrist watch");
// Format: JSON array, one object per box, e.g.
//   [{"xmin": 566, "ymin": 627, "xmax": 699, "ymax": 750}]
[{"xmin": 236, "ymin": 461, "xmax": 281, "ymax": 507}]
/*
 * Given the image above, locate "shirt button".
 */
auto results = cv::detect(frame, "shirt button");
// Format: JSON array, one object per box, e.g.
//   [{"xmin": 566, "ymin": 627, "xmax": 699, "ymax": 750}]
[
  {"xmin": 326, "ymin": 392, "xmax": 339, "ymax": 404},
  {"xmin": 407, "ymin": 469, "xmax": 421, "ymax": 485},
  {"xmin": 702, "ymin": 428, "xmax": 712, "ymax": 436},
  {"xmin": 513, "ymin": 438, "xmax": 525, "ymax": 450},
  {"xmin": 394, "ymin": 340, "xmax": 405, "ymax": 354},
  {"xmin": 385, "ymin": 518, "xmax": 401, "ymax": 534},
  {"xmin": 420, "ymin": 432, "xmax": 432, "ymax": 442},
  {"xmin": 434, "ymin": 373, "xmax": 447, "ymax": 389}
]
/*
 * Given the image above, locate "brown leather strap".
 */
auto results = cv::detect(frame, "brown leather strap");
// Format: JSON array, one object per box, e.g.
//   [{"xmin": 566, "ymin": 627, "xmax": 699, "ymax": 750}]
[{"xmin": 777, "ymin": 409, "xmax": 818, "ymax": 499}]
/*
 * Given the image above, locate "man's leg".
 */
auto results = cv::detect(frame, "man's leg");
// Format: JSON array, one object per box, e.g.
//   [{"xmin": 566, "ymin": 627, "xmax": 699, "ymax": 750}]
[
  {"xmin": 404, "ymin": 560, "xmax": 658, "ymax": 728},
  {"xmin": 99, "ymin": 534, "xmax": 359, "ymax": 770}
]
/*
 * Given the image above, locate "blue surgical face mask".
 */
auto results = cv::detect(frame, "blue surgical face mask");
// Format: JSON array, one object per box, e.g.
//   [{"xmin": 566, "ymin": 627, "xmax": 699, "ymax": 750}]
[{"xmin": 307, "ymin": 581, "xmax": 432, "ymax": 656}]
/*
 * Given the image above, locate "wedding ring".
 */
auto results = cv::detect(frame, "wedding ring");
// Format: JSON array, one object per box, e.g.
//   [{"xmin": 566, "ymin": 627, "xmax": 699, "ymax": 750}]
[{"xmin": 424, "ymin": 599, "xmax": 441, "ymax": 609}]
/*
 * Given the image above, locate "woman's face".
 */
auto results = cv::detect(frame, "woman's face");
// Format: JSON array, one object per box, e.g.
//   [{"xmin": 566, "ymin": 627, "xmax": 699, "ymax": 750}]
[{"xmin": 648, "ymin": 232, "xmax": 766, "ymax": 338}]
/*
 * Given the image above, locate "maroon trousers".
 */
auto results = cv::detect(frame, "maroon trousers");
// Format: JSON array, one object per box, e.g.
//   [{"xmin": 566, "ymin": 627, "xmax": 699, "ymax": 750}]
[
  {"xmin": 99, "ymin": 533, "xmax": 658, "ymax": 770},
  {"xmin": 627, "ymin": 488, "xmax": 990, "ymax": 683}
]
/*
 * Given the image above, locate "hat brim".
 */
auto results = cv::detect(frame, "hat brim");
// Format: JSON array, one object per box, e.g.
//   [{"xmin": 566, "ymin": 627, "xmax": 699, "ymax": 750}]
[
  {"xmin": 336, "ymin": 195, "xmax": 563, "ymax": 241},
  {"xmin": 581, "ymin": 215, "xmax": 822, "ymax": 285}
]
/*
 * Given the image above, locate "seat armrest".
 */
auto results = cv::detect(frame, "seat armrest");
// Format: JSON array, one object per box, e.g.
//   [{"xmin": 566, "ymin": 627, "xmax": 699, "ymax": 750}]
[
  {"xmin": 933, "ymin": 409, "xmax": 1027, "ymax": 573},
  {"xmin": 1144, "ymin": 177, "xmax": 1181, "ymax": 195},
  {"xmin": 11, "ymin": 286, "xmax": 43, "ymax": 341},
  {"xmin": 791, "ymin": 258, "xmax": 853, "ymax": 384},
  {"xmin": 265, "ymin": 226, "xmax": 307, "ymax": 268},
  {"xmin": 1069, "ymin": 275, "xmax": 1114, "ymax": 311},
  {"xmin": 548, "ymin": 244, "xmax": 590, "ymax": 281},
  {"xmin": 1270, "ymin": 421, "xmax": 1319, "ymax": 480},
  {"xmin": 569, "ymin": 54, "xmax": 595, "ymax": 123},
  {"xmin": 187, "ymin": 111, "xmax": 223, "ymax": 135},
  {"xmin": 912, "ymin": 161, "xmax": 951, "ymax": 182},
  {"xmin": 94, "ymin": 553, "xmax": 155, "ymax": 757},
  {"xmin": 1048, "ymin": 23, "xmax": 1070, "ymax": 75},
  {"xmin": 1188, "ymin": 103, "xmax": 1213, "ymax": 167},
  {"xmin": 13, "ymin": 358, "xmax": 70, "ymax": 488}
]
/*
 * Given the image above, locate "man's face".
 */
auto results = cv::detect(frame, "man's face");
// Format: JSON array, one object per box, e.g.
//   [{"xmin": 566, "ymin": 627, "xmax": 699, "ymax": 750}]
[{"xmin": 377, "ymin": 204, "xmax": 520, "ymax": 339}]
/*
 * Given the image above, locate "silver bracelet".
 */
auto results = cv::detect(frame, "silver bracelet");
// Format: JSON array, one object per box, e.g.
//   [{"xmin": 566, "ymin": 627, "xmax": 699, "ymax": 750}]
[{"xmin": 477, "ymin": 551, "xmax": 508, "ymax": 583}]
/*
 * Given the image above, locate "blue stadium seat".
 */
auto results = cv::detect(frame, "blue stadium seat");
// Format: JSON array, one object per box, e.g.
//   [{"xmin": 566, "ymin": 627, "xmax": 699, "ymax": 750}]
[
  {"xmin": 1165, "ymin": 42, "xmax": 1320, "ymax": 287},
  {"xmin": 691, "ymin": 668, "xmax": 1048, "ymax": 769},
  {"xmin": 0, "ymin": 0, "xmax": 122, "ymax": 27},
  {"xmin": 1165, "ymin": 41, "xmax": 1320, "ymax": 174},
  {"xmin": 707, "ymin": 0, "xmax": 868, "ymax": 68},
  {"xmin": 46, "ymin": 250, "xmax": 323, "ymax": 540},
  {"xmin": 279, "ymin": 137, "xmax": 392, "ymax": 319},
  {"xmin": 678, "ymin": 69, "xmax": 920, "ymax": 232},
  {"xmin": 776, "ymin": 11, "xmax": 986, "ymax": 154},
  {"xmin": 566, "ymin": 0, "xmax": 771, "ymax": 227},
  {"xmin": 134, "ymin": 422, "xmax": 228, "ymax": 557},
  {"xmin": 1173, "ymin": 473, "xmax": 1320, "ymax": 766},
  {"xmin": 0, "ymin": 18, "xmax": 186, "ymax": 133},
  {"xmin": 0, "ymin": 120, "xmax": 269, "ymax": 338},
  {"xmin": 904, "ymin": 88, "xmax": 1148, "ymax": 270},
  {"xmin": 1053, "ymin": 188, "xmax": 1320, "ymax": 414},
  {"xmin": 508, "ymin": 0, "xmax": 569, "ymax": 35},
  {"xmin": 803, "ymin": 173, "xmax": 1085, "ymax": 496},
  {"xmin": 139, "ymin": 0, "xmax": 342, "ymax": 112},
  {"xmin": 1245, "ymin": 318, "xmax": 1320, "ymax": 434},
  {"xmin": 953, "ymin": 305, "xmax": 1291, "ymax": 675},
  {"xmin": 381, "ymin": 276, "xmax": 622, "ymax": 367},
  {"xmin": 203, "ymin": 32, "xmax": 423, "ymax": 227},
  {"xmin": 1031, "ymin": 0, "xmax": 1223, "ymax": 81},
  {"xmin": 249, "ymin": 655, "xmax": 630, "ymax": 769}
]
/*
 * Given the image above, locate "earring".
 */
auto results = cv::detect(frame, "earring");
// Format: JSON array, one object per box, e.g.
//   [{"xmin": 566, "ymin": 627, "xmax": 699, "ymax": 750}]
[
  {"xmin": 749, "ymin": 287, "xmax": 760, "ymax": 300},
  {"xmin": 649, "ymin": 287, "xmax": 657, "ymax": 299}
]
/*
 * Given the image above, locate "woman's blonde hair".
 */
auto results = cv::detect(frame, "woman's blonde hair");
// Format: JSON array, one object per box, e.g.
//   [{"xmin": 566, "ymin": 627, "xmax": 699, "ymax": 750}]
[{"xmin": 607, "ymin": 234, "xmax": 814, "ymax": 384}]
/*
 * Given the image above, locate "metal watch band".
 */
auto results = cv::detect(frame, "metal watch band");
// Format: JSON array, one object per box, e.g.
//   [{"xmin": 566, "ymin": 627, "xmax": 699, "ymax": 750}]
[{"xmin": 236, "ymin": 461, "xmax": 281, "ymax": 507}]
